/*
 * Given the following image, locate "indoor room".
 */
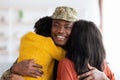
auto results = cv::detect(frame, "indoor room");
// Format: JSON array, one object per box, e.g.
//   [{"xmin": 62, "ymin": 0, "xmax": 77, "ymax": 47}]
[{"xmin": 0, "ymin": 0, "xmax": 120, "ymax": 79}]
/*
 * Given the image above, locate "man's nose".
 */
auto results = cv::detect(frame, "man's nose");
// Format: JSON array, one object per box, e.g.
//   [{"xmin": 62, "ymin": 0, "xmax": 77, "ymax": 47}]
[{"xmin": 58, "ymin": 27, "xmax": 65, "ymax": 33}]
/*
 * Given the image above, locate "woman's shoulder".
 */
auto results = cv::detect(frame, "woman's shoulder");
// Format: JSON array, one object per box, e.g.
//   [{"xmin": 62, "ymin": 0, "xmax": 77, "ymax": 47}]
[
  {"xmin": 103, "ymin": 60, "xmax": 115, "ymax": 80},
  {"xmin": 59, "ymin": 58, "xmax": 74, "ymax": 66}
]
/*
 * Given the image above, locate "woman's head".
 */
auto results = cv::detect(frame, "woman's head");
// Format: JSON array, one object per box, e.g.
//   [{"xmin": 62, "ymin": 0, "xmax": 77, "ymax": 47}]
[
  {"xmin": 34, "ymin": 16, "xmax": 52, "ymax": 37},
  {"xmin": 66, "ymin": 20, "xmax": 106, "ymax": 75}
]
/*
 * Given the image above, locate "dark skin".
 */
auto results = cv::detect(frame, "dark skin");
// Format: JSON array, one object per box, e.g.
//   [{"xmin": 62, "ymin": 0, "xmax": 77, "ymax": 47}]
[
  {"xmin": 10, "ymin": 19, "xmax": 74, "ymax": 79},
  {"xmin": 9, "ymin": 73, "xmax": 24, "ymax": 80},
  {"xmin": 11, "ymin": 59, "xmax": 43, "ymax": 78},
  {"xmin": 10, "ymin": 20, "xmax": 109, "ymax": 80},
  {"xmin": 11, "ymin": 60, "xmax": 109, "ymax": 80},
  {"xmin": 78, "ymin": 64, "xmax": 108, "ymax": 80}
]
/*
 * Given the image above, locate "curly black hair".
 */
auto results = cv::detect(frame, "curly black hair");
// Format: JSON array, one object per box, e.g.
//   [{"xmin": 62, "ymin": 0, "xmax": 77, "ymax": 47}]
[{"xmin": 34, "ymin": 16, "xmax": 52, "ymax": 37}]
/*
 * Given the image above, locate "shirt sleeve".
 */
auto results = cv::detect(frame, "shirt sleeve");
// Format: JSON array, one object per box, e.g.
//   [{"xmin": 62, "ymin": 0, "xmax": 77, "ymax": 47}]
[
  {"xmin": 0, "ymin": 60, "xmax": 17, "ymax": 80},
  {"xmin": 57, "ymin": 58, "xmax": 78, "ymax": 80},
  {"xmin": 103, "ymin": 62, "xmax": 115, "ymax": 80},
  {"xmin": 47, "ymin": 38, "xmax": 66, "ymax": 61}
]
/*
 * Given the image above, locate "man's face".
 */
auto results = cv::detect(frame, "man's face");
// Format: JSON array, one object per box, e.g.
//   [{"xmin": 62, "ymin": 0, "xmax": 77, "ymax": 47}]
[{"xmin": 51, "ymin": 19, "xmax": 73, "ymax": 46}]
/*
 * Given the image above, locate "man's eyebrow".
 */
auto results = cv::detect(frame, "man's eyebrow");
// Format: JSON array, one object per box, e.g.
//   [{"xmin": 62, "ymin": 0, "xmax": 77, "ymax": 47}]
[{"xmin": 53, "ymin": 21, "xmax": 59, "ymax": 23}]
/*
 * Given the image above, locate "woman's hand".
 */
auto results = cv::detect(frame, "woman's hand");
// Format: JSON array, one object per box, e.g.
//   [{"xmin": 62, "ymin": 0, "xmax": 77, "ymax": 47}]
[
  {"xmin": 11, "ymin": 59, "xmax": 43, "ymax": 78},
  {"xmin": 78, "ymin": 64, "xmax": 109, "ymax": 80}
]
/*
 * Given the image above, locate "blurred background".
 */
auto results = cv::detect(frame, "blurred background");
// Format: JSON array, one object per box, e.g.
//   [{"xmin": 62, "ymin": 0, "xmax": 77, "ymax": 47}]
[{"xmin": 0, "ymin": 0, "xmax": 120, "ymax": 79}]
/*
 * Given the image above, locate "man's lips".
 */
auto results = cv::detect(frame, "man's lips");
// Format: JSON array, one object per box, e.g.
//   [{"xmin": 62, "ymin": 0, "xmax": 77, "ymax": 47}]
[{"xmin": 56, "ymin": 35, "xmax": 66, "ymax": 41}]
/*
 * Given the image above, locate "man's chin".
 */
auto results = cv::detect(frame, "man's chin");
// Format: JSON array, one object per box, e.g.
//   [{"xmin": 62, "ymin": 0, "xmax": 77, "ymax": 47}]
[
  {"xmin": 53, "ymin": 38, "xmax": 66, "ymax": 46},
  {"xmin": 55, "ymin": 42, "xmax": 65, "ymax": 47}
]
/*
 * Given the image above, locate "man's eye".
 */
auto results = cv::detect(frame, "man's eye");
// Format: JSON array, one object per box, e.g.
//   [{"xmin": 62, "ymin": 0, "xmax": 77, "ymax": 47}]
[
  {"xmin": 53, "ymin": 23, "xmax": 59, "ymax": 27},
  {"xmin": 65, "ymin": 26, "xmax": 72, "ymax": 29}
]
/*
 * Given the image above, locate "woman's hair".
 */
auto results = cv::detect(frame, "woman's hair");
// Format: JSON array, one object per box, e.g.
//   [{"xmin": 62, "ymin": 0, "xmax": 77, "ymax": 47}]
[
  {"xmin": 34, "ymin": 16, "xmax": 52, "ymax": 37},
  {"xmin": 34, "ymin": 16, "xmax": 59, "ymax": 80},
  {"xmin": 65, "ymin": 20, "xmax": 106, "ymax": 77}
]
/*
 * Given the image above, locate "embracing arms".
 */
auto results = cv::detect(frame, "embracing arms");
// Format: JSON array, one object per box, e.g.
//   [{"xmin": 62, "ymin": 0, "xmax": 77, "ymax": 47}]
[{"xmin": 0, "ymin": 59, "xmax": 43, "ymax": 80}]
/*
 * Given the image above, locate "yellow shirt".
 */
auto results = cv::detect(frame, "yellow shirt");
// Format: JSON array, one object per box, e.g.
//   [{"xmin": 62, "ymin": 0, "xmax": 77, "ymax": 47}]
[{"xmin": 17, "ymin": 32, "xmax": 66, "ymax": 80}]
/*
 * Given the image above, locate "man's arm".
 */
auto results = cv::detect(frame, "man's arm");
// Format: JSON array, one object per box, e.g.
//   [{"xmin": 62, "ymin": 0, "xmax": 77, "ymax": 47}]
[
  {"xmin": 0, "ymin": 60, "xmax": 17, "ymax": 80},
  {"xmin": 0, "ymin": 59, "xmax": 43, "ymax": 80}
]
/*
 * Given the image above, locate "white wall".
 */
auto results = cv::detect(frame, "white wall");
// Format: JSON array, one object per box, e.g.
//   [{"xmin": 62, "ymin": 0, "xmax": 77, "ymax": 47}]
[{"xmin": 103, "ymin": 0, "xmax": 120, "ymax": 79}]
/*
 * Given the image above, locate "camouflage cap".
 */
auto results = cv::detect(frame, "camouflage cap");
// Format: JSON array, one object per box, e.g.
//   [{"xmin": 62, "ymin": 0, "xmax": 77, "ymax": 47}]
[{"xmin": 52, "ymin": 6, "xmax": 78, "ymax": 22}]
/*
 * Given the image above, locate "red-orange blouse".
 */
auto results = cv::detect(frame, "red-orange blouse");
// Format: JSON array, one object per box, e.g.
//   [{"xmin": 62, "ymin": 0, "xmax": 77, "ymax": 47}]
[{"xmin": 57, "ymin": 58, "xmax": 115, "ymax": 80}]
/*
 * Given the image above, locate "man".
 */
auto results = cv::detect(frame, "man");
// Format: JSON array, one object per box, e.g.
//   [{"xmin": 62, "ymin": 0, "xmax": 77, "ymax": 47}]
[{"xmin": 1, "ymin": 6, "xmax": 113, "ymax": 80}]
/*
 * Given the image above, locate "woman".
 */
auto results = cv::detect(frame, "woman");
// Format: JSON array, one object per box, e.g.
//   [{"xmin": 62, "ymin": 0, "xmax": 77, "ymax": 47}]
[{"xmin": 57, "ymin": 20, "xmax": 115, "ymax": 80}]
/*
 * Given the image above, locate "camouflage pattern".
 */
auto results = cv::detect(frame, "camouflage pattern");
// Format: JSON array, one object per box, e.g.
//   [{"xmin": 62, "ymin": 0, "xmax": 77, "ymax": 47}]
[
  {"xmin": 0, "ymin": 60, "xmax": 17, "ymax": 80},
  {"xmin": 52, "ymin": 6, "xmax": 78, "ymax": 22},
  {"xmin": 0, "ymin": 69, "xmax": 11, "ymax": 80}
]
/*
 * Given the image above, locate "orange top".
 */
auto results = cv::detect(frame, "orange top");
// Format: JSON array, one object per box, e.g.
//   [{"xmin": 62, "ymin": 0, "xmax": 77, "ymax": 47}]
[
  {"xmin": 57, "ymin": 58, "xmax": 115, "ymax": 80},
  {"xmin": 103, "ymin": 62, "xmax": 115, "ymax": 80}
]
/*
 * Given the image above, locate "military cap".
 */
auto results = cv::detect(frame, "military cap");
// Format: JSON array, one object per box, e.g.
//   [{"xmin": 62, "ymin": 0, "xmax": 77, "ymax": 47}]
[{"xmin": 52, "ymin": 6, "xmax": 78, "ymax": 22}]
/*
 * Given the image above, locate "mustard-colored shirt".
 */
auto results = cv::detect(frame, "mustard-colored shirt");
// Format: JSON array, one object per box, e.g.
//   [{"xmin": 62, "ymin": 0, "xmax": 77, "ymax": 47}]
[{"xmin": 17, "ymin": 32, "xmax": 66, "ymax": 80}]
